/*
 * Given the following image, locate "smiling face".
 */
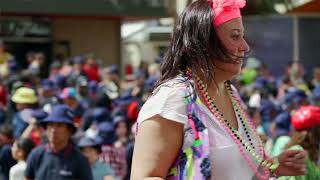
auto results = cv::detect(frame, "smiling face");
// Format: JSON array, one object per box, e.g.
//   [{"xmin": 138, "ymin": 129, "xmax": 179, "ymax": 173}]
[{"xmin": 214, "ymin": 18, "xmax": 250, "ymax": 77}]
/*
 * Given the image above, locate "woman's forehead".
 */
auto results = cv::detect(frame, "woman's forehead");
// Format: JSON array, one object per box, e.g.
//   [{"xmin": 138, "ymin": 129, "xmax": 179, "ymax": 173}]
[{"xmin": 216, "ymin": 18, "xmax": 244, "ymax": 32}]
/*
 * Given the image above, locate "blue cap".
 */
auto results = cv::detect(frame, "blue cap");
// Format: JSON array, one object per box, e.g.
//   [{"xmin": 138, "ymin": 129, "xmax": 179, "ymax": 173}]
[
  {"xmin": 254, "ymin": 77, "xmax": 268, "ymax": 89},
  {"xmin": 259, "ymin": 100, "xmax": 279, "ymax": 122},
  {"xmin": 113, "ymin": 115, "xmax": 127, "ymax": 125},
  {"xmin": 8, "ymin": 59, "xmax": 20, "ymax": 72},
  {"xmin": 144, "ymin": 76, "xmax": 157, "ymax": 92},
  {"xmin": 312, "ymin": 86, "xmax": 320, "ymax": 98},
  {"xmin": 106, "ymin": 65, "xmax": 119, "ymax": 75},
  {"xmin": 97, "ymin": 121, "xmax": 116, "ymax": 145},
  {"xmin": 72, "ymin": 56, "xmax": 83, "ymax": 65},
  {"xmin": 91, "ymin": 108, "xmax": 112, "ymax": 123},
  {"xmin": 283, "ymin": 88, "xmax": 307, "ymax": 108},
  {"xmin": 42, "ymin": 79, "xmax": 56, "ymax": 92},
  {"xmin": 275, "ymin": 112, "xmax": 291, "ymax": 136},
  {"xmin": 89, "ymin": 81, "xmax": 98, "ymax": 94},
  {"xmin": 31, "ymin": 109, "xmax": 48, "ymax": 121},
  {"xmin": 78, "ymin": 136, "xmax": 102, "ymax": 147},
  {"xmin": 41, "ymin": 105, "xmax": 76, "ymax": 132},
  {"xmin": 53, "ymin": 75, "xmax": 67, "ymax": 89},
  {"xmin": 115, "ymin": 90, "xmax": 134, "ymax": 106}
]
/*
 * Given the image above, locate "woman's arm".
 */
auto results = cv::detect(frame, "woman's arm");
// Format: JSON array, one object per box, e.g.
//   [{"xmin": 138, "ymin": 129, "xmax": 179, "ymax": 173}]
[
  {"xmin": 130, "ymin": 115, "xmax": 184, "ymax": 180},
  {"xmin": 21, "ymin": 118, "xmax": 37, "ymax": 139}
]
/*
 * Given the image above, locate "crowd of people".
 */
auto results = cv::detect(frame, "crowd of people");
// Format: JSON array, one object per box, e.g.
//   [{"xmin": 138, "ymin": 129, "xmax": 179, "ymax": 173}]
[
  {"xmin": 0, "ymin": 25, "xmax": 320, "ymax": 180},
  {"xmin": 0, "ymin": 40, "xmax": 160, "ymax": 180}
]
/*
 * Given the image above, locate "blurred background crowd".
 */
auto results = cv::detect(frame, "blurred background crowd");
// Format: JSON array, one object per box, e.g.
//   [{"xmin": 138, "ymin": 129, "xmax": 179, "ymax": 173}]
[
  {"xmin": 0, "ymin": 39, "xmax": 319, "ymax": 179},
  {"xmin": 0, "ymin": 0, "xmax": 320, "ymax": 179}
]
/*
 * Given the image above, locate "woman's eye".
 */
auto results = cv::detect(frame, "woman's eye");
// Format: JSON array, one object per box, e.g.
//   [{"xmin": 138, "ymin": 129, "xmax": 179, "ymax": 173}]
[{"xmin": 232, "ymin": 35, "xmax": 240, "ymax": 40}]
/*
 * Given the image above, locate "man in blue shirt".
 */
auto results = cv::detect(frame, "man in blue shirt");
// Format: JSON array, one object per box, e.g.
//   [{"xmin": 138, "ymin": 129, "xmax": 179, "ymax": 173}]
[
  {"xmin": 0, "ymin": 125, "xmax": 16, "ymax": 180},
  {"xmin": 24, "ymin": 104, "xmax": 93, "ymax": 180}
]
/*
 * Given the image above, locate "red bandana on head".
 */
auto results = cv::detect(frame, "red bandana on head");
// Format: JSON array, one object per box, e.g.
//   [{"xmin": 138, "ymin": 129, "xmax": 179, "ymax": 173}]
[{"xmin": 208, "ymin": 0, "xmax": 246, "ymax": 27}]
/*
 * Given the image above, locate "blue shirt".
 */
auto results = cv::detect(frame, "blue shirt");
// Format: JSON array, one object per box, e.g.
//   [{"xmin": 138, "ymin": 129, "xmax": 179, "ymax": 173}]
[
  {"xmin": 0, "ymin": 144, "xmax": 17, "ymax": 180},
  {"xmin": 92, "ymin": 160, "xmax": 115, "ymax": 180},
  {"xmin": 25, "ymin": 143, "xmax": 93, "ymax": 180}
]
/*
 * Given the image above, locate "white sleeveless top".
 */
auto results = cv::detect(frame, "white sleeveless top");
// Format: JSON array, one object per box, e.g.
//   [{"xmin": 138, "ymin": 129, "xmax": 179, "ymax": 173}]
[{"xmin": 137, "ymin": 77, "xmax": 261, "ymax": 180}]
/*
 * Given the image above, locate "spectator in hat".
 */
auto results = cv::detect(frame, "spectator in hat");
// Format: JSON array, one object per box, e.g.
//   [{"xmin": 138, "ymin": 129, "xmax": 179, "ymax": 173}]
[
  {"xmin": 39, "ymin": 79, "xmax": 58, "ymax": 108},
  {"xmin": 78, "ymin": 136, "xmax": 116, "ymax": 180},
  {"xmin": 11, "ymin": 87, "xmax": 38, "ymax": 138},
  {"xmin": 49, "ymin": 61, "xmax": 62, "ymax": 79},
  {"xmin": 288, "ymin": 62, "xmax": 310, "ymax": 95},
  {"xmin": 259, "ymin": 99, "xmax": 279, "ymax": 137},
  {"xmin": 98, "ymin": 121, "xmax": 127, "ymax": 180},
  {"xmin": 82, "ymin": 107, "xmax": 112, "ymax": 133},
  {"xmin": 59, "ymin": 87, "xmax": 84, "ymax": 128},
  {"xmin": 75, "ymin": 77, "xmax": 92, "ymax": 110},
  {"xmin": 100, "ymin": 65, "xmax": 120, "ymax": 100},
  {"xmin": 21, "ymin": 109, "xmax": 48, "ymax": 146},
  {"xmin": 24, "ymin": 104, "xmax": 93, "ymax": 180},
  {"xmin": 52, "ymin": 75, "xmax": 67, "ymax": 90},
  {"xmin": 0, "ymin": 125, "xmax": 16, "ymax": 180},
  {"xmin": 277, "ymin": 106, "xmax": 320, "ymax": 179},
  {"xmin": 130, "ymin": 70, "xmax": 146, "ymax": 99},
  {"xmin": 27, "ymin": 52, "xmax": 42, "ymax": 76},
  {"xmin": 67, "ymin": 56, "xmax": 87, "ymax": 86},
  {"xmin": 271, "ymin": 111, "xmax": 292, "ymax": 157},
  {"xmin": 113, "ymin": 116, "xmax": 135, "ymax": 180},
  {"xmin": 114, "ymin": 116, "xmax": 131, "ymax": 149},
  {"xmin": 311, "ymin": 85, "xmax": 320, "ymax": 107},
  {"xmin": 9, "ymin": 138, "xmax": 35, "ymax": 180},
  {"xmin": 89, "ymin": 80, "xmax": 99, "ymax": 100},
  {"xmin": 270, "ymin": 89, "xmax": 310, "ymax": 157},
  {"xmin": 81, "ymin": 91, "xmax": 112, "ymax": 133},
  {"xmin": 59, "ymin": 59, "xmax": 73, "ymax": 77}
]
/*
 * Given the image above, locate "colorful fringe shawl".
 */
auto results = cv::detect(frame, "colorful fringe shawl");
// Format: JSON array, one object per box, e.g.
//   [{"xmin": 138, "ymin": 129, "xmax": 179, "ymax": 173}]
[{"xmin": 166, "ymin": 77, "xmax": 212, "ymax": 180}]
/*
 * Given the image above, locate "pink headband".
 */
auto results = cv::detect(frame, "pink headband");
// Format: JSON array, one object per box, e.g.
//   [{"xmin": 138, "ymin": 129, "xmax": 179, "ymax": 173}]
[{"xmin": 209, "ymin": 0, "xmax": 246, "ymax": 27}]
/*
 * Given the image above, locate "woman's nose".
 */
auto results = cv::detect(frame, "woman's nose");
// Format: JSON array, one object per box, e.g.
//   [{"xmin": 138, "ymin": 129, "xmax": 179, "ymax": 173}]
[{"xmin": 240, "ymin": 39, "xmax": 250, "ymax": 53}]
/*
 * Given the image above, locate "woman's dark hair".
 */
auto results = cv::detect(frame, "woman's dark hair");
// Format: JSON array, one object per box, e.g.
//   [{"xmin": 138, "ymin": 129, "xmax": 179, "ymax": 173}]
[
  {"xmin": 15, "ymin": 138, "xmax": 35, "ymax": 160},
  {"xmin": 285, "ymin": 126, "xmax": 320, "ymax": 163},
  {"xmin": 157, "ymin": 0, "xmax": 230, "ymax": 87}
]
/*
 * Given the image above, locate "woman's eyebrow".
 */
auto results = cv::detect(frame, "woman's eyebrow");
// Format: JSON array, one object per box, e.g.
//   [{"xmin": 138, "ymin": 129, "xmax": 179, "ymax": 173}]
[{"xmin": 232, "ymin": 29, "xmax": 241, "ymax": 33}]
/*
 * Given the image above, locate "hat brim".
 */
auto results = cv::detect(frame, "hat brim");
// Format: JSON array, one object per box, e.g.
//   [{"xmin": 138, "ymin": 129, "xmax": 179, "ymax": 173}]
[
  {"xmin": 41, "ymin": 118, "xmax": 77, "ymax": 134},
  {"xmin": 12, "ymin": 95, "xmax": 37, "ymax": 104}
]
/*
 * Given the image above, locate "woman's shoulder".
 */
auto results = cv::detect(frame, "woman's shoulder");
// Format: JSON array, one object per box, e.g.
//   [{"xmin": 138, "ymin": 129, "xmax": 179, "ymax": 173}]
[
  {"xmin": 137, "ymin": 75, "xmax": 192, "ymax": 126},
  {"xmin": 153, "ymin": 75, "xmax": 192, "ymax": 94}
]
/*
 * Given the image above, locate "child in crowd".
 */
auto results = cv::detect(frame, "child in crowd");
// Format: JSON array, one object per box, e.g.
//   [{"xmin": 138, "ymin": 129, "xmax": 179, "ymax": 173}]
[
  {"xmin": 78, "ymin": 136, "xmax": 116, "ymax": 180},
  {"xmin": 9, "ymin": 138, "xmax": 35, "ymax": 180}
]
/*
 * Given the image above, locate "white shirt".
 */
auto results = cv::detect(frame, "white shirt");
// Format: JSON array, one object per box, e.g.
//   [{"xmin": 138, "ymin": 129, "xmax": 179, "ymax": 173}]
[
  {"xmin": 137, "ymin": 77, "xmax": 260, "ymax": 180},
  {"xmin": 9, "ymin": 161, "xmax": 27, "ymax": 180}
]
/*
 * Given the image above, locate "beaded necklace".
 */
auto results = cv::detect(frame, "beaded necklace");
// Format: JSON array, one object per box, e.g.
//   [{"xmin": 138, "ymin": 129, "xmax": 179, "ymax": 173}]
[{"xmin": 185, "ymin": 70, "xmax": 276, "ymax": 180}]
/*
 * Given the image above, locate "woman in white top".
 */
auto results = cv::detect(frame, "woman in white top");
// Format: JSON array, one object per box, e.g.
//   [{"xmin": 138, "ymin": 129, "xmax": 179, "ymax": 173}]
[
  {"xmin": 10, "ymin": 138, "xmax": 35, "ymax": 180},
  {"xmin": 131, "ymin": 0, "xmax": 307, "ymax": 180}
]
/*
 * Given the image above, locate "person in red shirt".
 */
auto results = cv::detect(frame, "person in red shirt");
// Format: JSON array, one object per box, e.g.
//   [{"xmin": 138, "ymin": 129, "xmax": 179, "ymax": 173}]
[{"xmin": 83, "ymin": 55, "xmax": 100, "ymax": 82}]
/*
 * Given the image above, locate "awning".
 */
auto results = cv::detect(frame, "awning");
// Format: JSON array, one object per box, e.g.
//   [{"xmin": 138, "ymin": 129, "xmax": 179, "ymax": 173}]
[
  {"xmin": 0, "ymin": 0, "xmax": 169, "ymax": 19},
  {"xmin": 288, "ymin": 0, "xmax": 320, "ymax": 14}
]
